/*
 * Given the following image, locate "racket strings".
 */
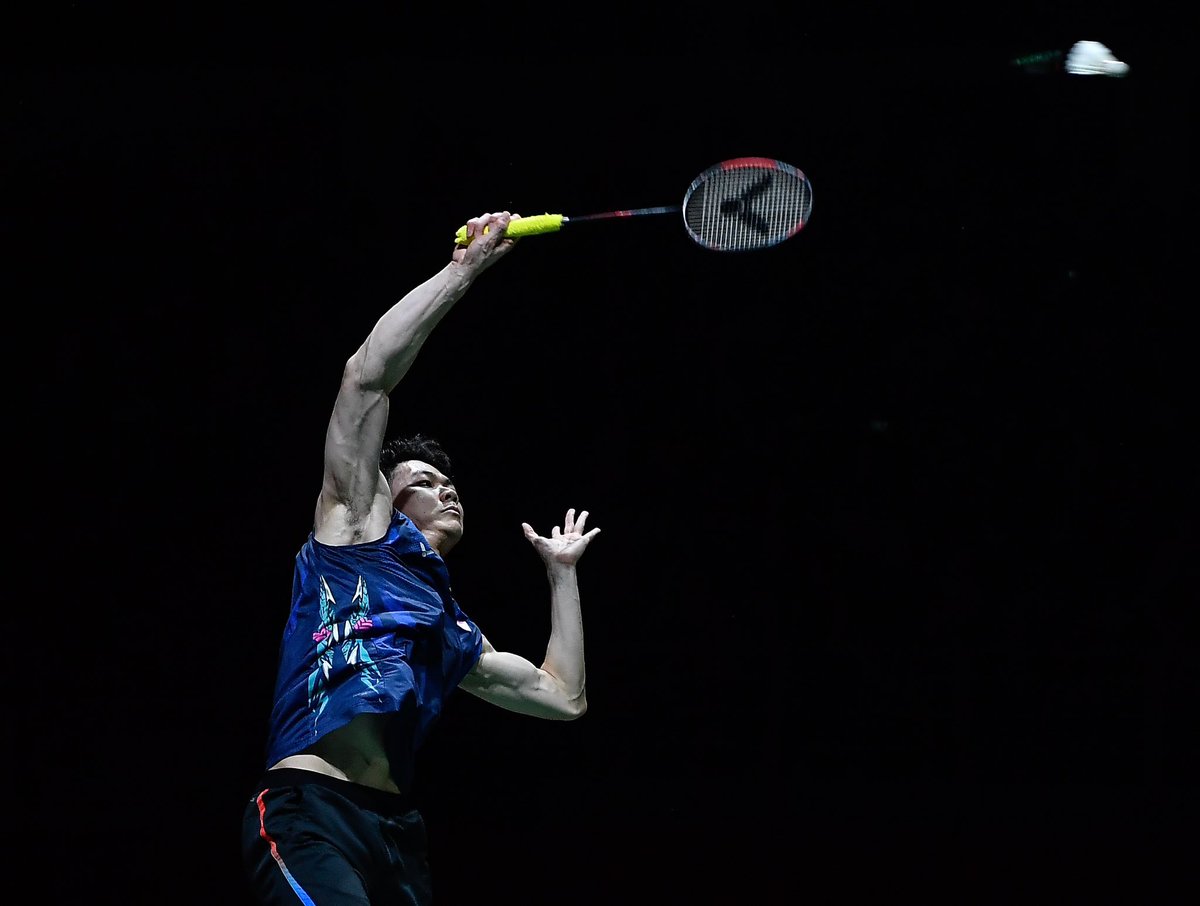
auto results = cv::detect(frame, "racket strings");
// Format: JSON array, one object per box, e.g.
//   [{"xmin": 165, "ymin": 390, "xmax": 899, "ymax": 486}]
[{"xmin": 685, "ymin": 165, "xmax": 813, "ymax": 251}]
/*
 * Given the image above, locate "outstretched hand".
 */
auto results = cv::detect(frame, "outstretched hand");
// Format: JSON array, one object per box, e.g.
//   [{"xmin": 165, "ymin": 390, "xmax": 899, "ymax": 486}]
[
  {"xmin": 452, "ymin": 211, "xmax": 520, "ymax": 271},
  {"xmin": 522, "ymin": 508, "xmax": 601, "ymax": 567}
]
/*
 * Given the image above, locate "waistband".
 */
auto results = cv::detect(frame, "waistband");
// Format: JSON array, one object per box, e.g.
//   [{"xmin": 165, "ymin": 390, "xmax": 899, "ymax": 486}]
[{"xmin": 255, "ymin": 767, "xmax": 415, "ymax": 814}]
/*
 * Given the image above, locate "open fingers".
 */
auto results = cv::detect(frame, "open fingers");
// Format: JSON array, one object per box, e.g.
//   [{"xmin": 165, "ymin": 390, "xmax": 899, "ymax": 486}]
[{"xmin": 525, "ymin": 509, "xmax": 598, "ymax": 542}]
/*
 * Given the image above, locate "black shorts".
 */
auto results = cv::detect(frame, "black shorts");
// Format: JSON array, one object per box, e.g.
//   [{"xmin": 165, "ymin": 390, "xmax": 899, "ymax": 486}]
[{"xmin": 241, "ymin": 768, "xmax": 432, "ymax": 906}]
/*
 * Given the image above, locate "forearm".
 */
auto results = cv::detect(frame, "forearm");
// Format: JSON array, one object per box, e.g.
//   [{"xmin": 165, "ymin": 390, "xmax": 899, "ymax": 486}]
[
  {"xmin": 350, "ymin": 262, "xmax": 475, "ymax": 393},
  {"xmin": 459, "ymin": 589, "xmax": 585, "ymax": 717},
  {"xmin": 541, "ymin": 563, "xmax": 586, "ymax": 702}
]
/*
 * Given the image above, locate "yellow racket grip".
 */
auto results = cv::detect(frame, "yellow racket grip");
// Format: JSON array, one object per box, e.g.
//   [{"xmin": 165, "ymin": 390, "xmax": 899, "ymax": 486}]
[{"xmin": 454, "ymin": 213, "xmax": 565, "ymax": 245}]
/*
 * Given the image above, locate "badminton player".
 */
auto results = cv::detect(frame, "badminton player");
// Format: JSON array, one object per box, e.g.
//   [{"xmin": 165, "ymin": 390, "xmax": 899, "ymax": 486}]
[{"xmin": 241, "ymin": 211, "xmax": 602, "ymax": 905}]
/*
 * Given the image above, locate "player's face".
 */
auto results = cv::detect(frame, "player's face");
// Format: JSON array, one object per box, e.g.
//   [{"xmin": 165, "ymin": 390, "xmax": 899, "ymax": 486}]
[{"xmin": 391, "ymin": 460, "xmax": 463, "ymax": 548}]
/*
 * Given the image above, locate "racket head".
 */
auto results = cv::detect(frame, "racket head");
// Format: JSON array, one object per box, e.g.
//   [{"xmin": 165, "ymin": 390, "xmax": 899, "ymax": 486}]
[{"xmin": 681, "ymin": 157, "xmax": 813, "ymax": 252}]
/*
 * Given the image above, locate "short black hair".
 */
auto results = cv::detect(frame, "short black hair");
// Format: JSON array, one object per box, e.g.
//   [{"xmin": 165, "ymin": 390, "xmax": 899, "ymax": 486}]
[{"xmin": 379, "ymin": 433, "xmax": 454, "ymax": 484}]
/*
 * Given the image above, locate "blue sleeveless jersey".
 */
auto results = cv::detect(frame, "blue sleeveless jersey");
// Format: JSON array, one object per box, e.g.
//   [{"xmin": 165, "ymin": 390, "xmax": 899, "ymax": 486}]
[{"xmin": 264, "ymin": 510, "xmax": 483, "ymax": 792}]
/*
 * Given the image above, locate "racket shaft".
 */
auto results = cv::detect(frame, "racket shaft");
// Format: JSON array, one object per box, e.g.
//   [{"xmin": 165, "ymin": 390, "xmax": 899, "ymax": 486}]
[
  {"xmin": 454, "ymin": 213, "xmax": 564, "ymax": 244},
  {"xmin": 570, "ymin": 206, "xmax": 679, "ymax": 221}
]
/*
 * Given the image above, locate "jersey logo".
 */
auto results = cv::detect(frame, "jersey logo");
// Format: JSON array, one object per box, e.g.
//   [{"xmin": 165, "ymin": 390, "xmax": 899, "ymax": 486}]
[{"xmin": 308, "ymin": 575, "xmax": 382, "ymax": 724}]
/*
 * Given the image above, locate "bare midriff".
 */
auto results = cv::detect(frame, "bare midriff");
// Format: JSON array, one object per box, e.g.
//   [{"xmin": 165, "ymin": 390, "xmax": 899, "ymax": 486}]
[{"xmin": 269, "ymin": 713, "xmax": 399, "ymax": 793}]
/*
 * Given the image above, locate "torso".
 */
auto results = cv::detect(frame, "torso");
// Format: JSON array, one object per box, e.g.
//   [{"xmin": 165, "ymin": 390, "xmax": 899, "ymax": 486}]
[
  {"xmin": 265, "ymin": 510, "xmax": 483, "ymax": 795},
  {"xmin": 270, "ymin": 713, "xmax": 399, "ymax": 793}
]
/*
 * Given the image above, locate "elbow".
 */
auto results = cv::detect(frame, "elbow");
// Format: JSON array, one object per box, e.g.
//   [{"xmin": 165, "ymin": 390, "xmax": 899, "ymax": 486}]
[
  {"xmin": 342, "ymin": 346, "xmax": 391, "ymax": 395},
  {"xmin": 564, "ymin": 691, "xmax": 587, "ymax": 720},
  {"xmin": 538, "ymin": 671, "xmax": 586, "ymax": 719},
  {"xmin": 342, "ymin": 349, "xmax": 372, "ymax": 392}
]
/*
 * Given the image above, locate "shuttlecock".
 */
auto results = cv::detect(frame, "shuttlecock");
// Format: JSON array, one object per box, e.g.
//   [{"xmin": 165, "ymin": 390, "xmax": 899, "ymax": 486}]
[{"xmin": 1065, "ymin": 40, "xmax": 1129, "ymax": 76}]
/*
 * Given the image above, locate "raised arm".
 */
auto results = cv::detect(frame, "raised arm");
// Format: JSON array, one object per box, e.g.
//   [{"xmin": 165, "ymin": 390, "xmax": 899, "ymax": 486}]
[
  {"xmin": 460, "ymin": 508, "xmax": 601, "ymax": 719},
  {"xmin": 314, "ymin": 212, "xmax": 518, "ymax": 545}
]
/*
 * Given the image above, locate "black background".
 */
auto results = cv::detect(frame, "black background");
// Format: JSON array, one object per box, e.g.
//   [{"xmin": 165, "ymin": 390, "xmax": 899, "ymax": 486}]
[{"xmin": 11, "ymin": 22, "xmax": 1197, "ymax": 906}]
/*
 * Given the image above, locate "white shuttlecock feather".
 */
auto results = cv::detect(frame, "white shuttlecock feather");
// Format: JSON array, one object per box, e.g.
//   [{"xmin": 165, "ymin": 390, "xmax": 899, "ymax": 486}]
[{"xmin": 1066, "ymin": 40, "xmax": 1130, "ymax": 77}]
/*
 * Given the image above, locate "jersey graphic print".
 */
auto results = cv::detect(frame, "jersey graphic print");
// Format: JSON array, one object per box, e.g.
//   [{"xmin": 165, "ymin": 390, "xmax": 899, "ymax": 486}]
[{"xmin": 307, "ymin": 575, "xmax": 381, "ymax": 724}]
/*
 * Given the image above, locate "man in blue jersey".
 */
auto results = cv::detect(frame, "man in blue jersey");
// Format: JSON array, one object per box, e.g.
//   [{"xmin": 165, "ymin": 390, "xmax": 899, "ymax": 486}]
[{"xmin": 242, "ymin": 211, "xmax": 601, "ymax": 905}]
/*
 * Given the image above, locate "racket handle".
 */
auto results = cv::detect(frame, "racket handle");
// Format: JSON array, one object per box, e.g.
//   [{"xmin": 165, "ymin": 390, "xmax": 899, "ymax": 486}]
[{"xmin": 454, "ymin": 213, "xmax": 565, "ymax": 245}]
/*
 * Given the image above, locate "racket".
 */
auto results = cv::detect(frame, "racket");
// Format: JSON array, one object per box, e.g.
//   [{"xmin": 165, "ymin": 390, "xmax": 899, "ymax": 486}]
[{"xmin": 454, "ymin": 157, "xmax": 813, "ymax": 253}]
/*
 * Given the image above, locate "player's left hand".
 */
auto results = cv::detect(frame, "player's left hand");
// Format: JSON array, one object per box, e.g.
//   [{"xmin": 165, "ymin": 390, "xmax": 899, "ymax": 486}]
[{"xmin": 522, "ymin": 508, "xmax": 601, "ymax": 566}]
